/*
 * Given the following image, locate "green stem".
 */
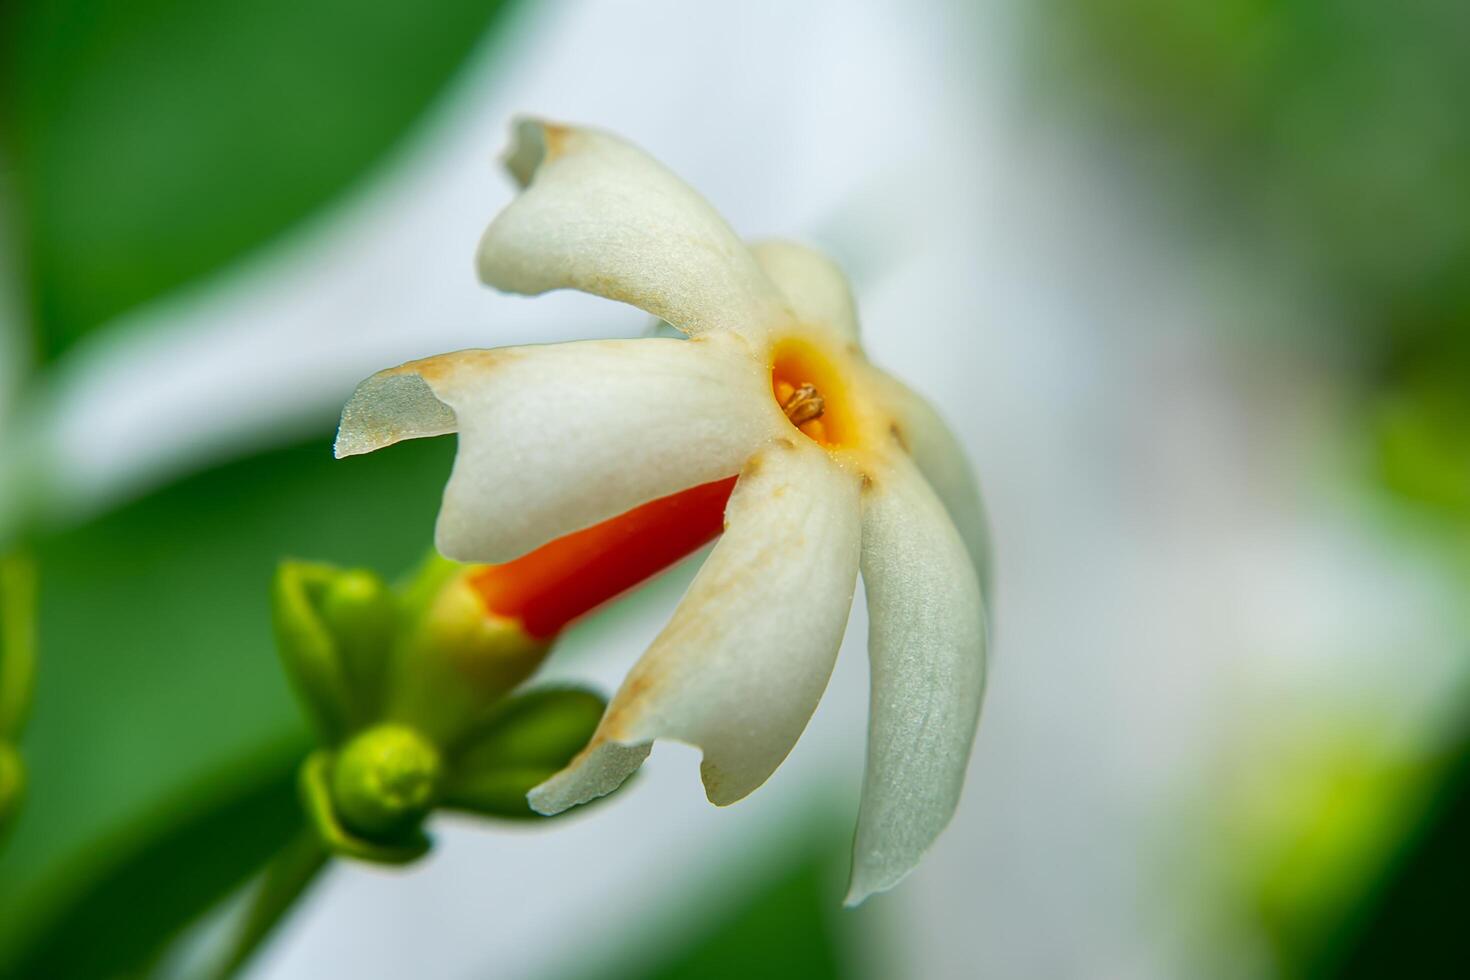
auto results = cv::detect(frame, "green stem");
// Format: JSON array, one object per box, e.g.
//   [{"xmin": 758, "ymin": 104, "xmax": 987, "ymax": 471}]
[{"xmin": 211, "ymin": 828, "xmax": 329, "ymax": 980}]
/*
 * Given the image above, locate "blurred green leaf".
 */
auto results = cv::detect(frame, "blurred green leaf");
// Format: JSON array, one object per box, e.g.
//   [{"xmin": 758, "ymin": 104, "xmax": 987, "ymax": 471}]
[
  {"xmin": 0, "ymin": 432, "xmax": 455, "ymax": 968},
  {"xmin": 3, "ymin": 743, "xmax": 301, "ymax": 979},
  {"xmin": 1373, "ymin": 378, "xmax": 1470, "ymax": 520},
  {"xmin": 0, "ymin": 552, "xmax": 37, "ymax": 738},
  {"xmin": 0, "ymin": 552, "xmax": 37, "ymax": 844},
  {"xmin": 0, "ymin": 0, "xmax": 519, "ymax": 361},
  {"xmin": 1308, "ymin": 734, "xmax": 1470, "ymax": 979}
]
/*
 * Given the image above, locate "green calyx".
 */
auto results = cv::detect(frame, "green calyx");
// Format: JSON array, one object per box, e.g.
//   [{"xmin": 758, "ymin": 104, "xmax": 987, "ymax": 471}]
[{"xmin": 273, "ymin": 552, "xmax": 607, "ymax": 866}]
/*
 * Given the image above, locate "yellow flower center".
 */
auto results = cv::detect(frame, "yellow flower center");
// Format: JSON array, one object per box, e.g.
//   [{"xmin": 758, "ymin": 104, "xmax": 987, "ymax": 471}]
[{"xmin": 769, "ymin": 337, "xmax": 854, "ymax": 449}]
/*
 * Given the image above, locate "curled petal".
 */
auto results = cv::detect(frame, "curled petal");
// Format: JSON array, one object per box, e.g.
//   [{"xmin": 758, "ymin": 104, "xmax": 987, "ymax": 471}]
[
  {"xmin": 529, "ymin": 439, "xmax": 862, "ymax": 813},
  {"xmin": 869, "ymin": 368, "xmax": 992, "ymax": 598},
  {"xmin": 478, "ymin": 119, "xmax": 790, "ymax": 338},
  {"xmin": 847, "ymin": 455, "xmax": 987, "ymax": 905},
  {"xmin": 336, "ymin": 334, "xmax": 781, "ymax": 562},
  {"xmin": 749, "ymin": 239, "xmax": 860, "ymax": 342}
]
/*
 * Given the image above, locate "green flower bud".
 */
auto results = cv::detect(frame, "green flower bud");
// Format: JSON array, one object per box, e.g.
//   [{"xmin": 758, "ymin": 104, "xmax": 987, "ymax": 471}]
[
  {"xmin": 299, "ymin": 750, "xmax": 431, "ymax": 865},
  {"xmin": 330, "ymin": 724, "xmax": 442, "ymax": 839}
]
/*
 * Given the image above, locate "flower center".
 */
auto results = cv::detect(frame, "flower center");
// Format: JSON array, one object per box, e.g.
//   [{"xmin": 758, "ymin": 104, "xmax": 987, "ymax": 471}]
[{"xmin": 770, "ymin": 337, "xmax": 852, "ymax": 448}]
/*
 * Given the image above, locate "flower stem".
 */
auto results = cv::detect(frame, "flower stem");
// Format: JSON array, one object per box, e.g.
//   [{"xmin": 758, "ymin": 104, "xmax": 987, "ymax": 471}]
[{"xmin": 210, "ymin": 827, "xmax": 328, "ymax": 980}]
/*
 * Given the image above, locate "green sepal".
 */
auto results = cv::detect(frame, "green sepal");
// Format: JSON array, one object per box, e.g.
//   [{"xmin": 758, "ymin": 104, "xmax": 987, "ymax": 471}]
[
  {"xmin": 298, "ymin": 751, "xmax": 429, "ymax": 866},
  {"xmin": 440, "ymin": 687, "xmax": 606, "ymax": 819}
]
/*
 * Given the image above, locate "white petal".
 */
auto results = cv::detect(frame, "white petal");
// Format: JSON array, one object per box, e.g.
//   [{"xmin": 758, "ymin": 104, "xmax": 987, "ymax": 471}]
[
  {"xmin": 529, "ymin": 438, "xmax": 862, "ymax": 813},
  {"xmin": 336, "ymin": 333, "xmax": 782, "ymax": 562},
  {"xmin": 749, "ymin": 239, "xmax": 860, "ymax": 341},
  {"xmin": 847, "ymin": 455, "xmax": 987, "ymax": 905},
  {"xmin": 869, "ymin": 368, "xmax": 992, "ymax": 597},
  {"xmin": 478, "ymin": 119, "xmax": 790, "ymax": 338}
]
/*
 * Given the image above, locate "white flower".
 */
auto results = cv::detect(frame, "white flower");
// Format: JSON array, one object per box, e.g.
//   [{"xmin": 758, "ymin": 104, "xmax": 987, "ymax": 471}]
[{"xmin": 336, "ymin": 119, "xmax": 991, "ymax": 903}]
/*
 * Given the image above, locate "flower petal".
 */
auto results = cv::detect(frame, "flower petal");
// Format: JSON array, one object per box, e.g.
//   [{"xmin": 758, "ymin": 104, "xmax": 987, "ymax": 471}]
[
  {"xmin": 869, "ymin": 368, "xmax": 993, "ymax": 597},
  {"xmin": 749, "ymin": 239, "xmax": 860, "ymax": 341},
  {"xmin": 846, "ymin": 455, "xmax": 987, "ymax": 905},
  {"xmin": 336, "ymin": 334, "xmax": 782, "ymax": 562},
  {"xmin": 529, "ymin": 438, "xmax": 862, "ymax": 813},
  {"xmin": 478, "ymin": 119, "xmax": 791, "ymax": 338}
]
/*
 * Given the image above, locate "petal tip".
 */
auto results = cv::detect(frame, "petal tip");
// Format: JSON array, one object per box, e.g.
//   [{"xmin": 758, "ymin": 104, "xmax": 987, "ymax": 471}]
[
  {"xmin": 842, "ymin": 862, "xmax": 914, "ymax": 908},
  {"xmin": 502, "ymin": 116, "xmax": 577, "ymax": 188},
  {"xmin": 526, "ymin": 740, "xmax": 651, "ymax": 815},
  {"xmin": 335, "ymin": 371, "xmax": 457, "ymax": 459}
]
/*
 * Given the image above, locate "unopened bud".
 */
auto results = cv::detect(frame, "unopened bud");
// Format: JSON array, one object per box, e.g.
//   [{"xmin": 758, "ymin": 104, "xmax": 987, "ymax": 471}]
[{"xmin": 330, "ymin": 724, "xmax": 442, "ymax": 840}]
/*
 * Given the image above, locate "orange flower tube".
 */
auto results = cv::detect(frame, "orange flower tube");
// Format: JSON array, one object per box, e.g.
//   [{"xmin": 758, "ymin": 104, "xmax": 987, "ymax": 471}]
[{"xmin": 469, "ymin": 476, "xmax": 738, "ymax": 639}]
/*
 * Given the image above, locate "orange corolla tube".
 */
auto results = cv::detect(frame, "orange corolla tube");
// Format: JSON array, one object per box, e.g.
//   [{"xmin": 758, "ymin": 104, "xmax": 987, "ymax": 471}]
[{"xmin": 469, "ymin": 476, "xmax": 738, "ymax": 639}]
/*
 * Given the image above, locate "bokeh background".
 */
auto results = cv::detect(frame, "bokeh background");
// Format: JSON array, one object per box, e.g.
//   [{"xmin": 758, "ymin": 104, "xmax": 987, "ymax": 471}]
[{"xmin": 2, "ymin": 0, "xmax": 1468, "ymax": 976}]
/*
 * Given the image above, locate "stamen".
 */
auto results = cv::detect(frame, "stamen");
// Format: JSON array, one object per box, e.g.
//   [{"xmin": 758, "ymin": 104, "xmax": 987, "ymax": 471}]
[{"xmin": 782, "ymin": 383, "xmax": 825, "ymax": 426}]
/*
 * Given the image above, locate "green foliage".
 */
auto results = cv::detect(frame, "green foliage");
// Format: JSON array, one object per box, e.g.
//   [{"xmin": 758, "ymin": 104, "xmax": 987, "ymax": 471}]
[
  {"xmin": 0, "ymin": 432, "xmax": 454, "ymax": 972},
  {"xmin": 0, "ymin": 0, "xmax": 519, "ymax": 362},
  {"xmin": 1308, "ymin": 734, "xmax": 1470, "ymax": 978},
  {"xmin": 0, "ymin": 554, "xmax": 36, "ymax": 737},
  {"xmin": 2, "ymin": 747, "xmax": 301, "ymax": 980},
  {"xmin": 1373, "ymin": 378, "xmax": 1470, "ymax": 520},
  {"xmin": 0, "ymin": 553, "xmax": 37, "ymax": 843}
]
